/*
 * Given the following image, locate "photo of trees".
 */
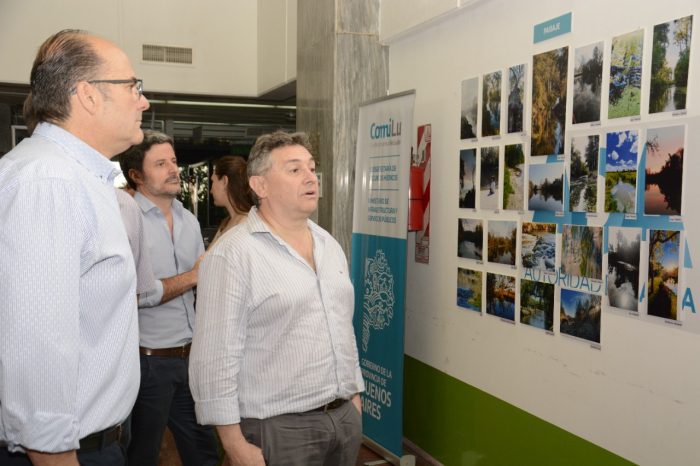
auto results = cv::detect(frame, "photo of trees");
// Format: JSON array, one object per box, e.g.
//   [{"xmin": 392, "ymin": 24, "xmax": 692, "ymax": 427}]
[
  {"xmin": 457, "ymin": 268, "xmax": 482, "ymax": 312},
  {"xmin": 573, "ymin": 42, "xmax": 604, "ymax": 124},
  {"xmin": 486, "ymin": 273, "xmax": 516, "ymax": 321},
  {"xmin": 488, "ymin": 220, "xmax": 517, "ymax": 265},
  {"xmin": 605, "ymin": 130, "xmax": 638, "ymax": 213},
  {"xmin": 520, "ymin": 279, "xmax": 555, "ymax": 331},
  {"xmin": 561, "ymin": 225, "xmax": 603, "ymax": 280},
  {"xmin": 531, "ymin": 47, "xmax": 568, "ymax": 156},
  {"xmin": 645, "ymin": 125, "xmax": 684, "ymax": 215},
  {"xmin": 482, "ymin": 71, "xmax": 502, "ymax": 137},
  {"xmin": 508, "ymin": 64, "xmax": 526, "ymax": 133},
  {"xmin": 480, "ymin": 146, "xmax": 500, "ymax": 210},
  {"xmin": 560, "ymin": 289, "xmax": 602, "ymax": 344},
  {"xmin": 459, "ymin": 149, "xmax": 477, "ymax": 209},
  {"xmin": 458, "ymin": 218, "xmax": 483, "ymax": 260},
  {"xmin": 608, "ymin": 30, "xmax": 644, "ymax": 119},
  {"xmin": 650, "ymin": 16, "xmax": 693, "ymax": 114},
  {"xmin": 528, "ymin": 162, "xmax": 564, "ymax": 212},
  {"xmin": 648, "ymin": 230, "xmax": 680, "ymax": 320},
  {"xmin": 461, "ymin": 77, "xmax": 479, "ymax": 139},
  {"xmin": 607, "ymin": 227, "xmax": 641, "ymax": 312},
  {"xmin": 521, "ymin": 222, "xmax": 556, "ymax": 273},
  {"xmin": 569, "ymin": 135, "xmax": 599, "ymax": 212},
  {"xmin": 503, "ymin": 143, "xmax": 525, "ymax": 211}
]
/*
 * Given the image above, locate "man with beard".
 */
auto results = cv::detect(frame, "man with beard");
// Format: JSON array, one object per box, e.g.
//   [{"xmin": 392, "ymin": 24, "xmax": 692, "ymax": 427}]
[{"xmin": 117, "ymin": 130, "xmax": 218, "ymax": 466}]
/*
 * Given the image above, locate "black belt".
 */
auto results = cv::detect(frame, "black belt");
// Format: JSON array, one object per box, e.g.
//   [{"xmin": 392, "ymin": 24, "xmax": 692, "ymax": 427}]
[
  {"xmin": 78, "ymin": 424, "xmax": 122, "ymax": 452},
  {"xmin": 140, "ymin": 343, "xmax": 191, "ymax": 358},
  {"xmin": 308, "ymin": 398, "xmax": 347, "ymax": 413}
]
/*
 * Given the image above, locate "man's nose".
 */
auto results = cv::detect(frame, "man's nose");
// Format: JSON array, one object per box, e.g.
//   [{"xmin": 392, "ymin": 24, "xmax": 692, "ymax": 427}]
[{"xmin": 139, "ymin": 95, "xmax": 150, "ymax": 111}]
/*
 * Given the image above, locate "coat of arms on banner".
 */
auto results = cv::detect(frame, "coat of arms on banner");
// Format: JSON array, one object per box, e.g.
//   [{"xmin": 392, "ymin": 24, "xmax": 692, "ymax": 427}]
[{"xmin": 362, "ymin": 250, "xmax": 395, "ymax": 352}]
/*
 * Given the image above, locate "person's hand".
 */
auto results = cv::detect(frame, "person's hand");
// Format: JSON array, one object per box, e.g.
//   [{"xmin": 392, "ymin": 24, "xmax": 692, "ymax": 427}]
[{"xmin": 226, "ymin": 439, "xmax": 265, "ymax": 466}]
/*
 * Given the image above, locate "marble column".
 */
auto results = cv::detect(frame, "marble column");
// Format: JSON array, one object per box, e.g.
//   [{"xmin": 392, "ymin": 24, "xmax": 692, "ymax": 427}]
[{"xmin": 297, "ymin": 0, "xmax": 388, "ymax": 261}]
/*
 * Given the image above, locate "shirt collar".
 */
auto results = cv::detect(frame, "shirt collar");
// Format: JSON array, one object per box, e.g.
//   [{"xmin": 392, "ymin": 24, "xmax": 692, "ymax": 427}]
[
  {"xmin": 33, "ymin": 122, "xmax": 120, "ymax": 183},
  {"xmin": 248, "ymin": 206, "xmax": 325, "ymax": 241},
  {"xmin": 134, "ymin": 190, "xmax": 182, "ymax": 214}
]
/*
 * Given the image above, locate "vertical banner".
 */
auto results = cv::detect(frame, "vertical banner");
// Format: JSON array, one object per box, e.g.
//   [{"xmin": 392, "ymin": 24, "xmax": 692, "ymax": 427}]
[{"xmin": 352, "ymin": 90, "xmax": 415, "ymax": 457}]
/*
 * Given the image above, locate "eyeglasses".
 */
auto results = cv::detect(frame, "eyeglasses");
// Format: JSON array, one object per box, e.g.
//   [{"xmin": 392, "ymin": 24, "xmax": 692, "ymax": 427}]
[{"xmin": 70, "ymin": 79, "xmax": 144, "ymax": 100}]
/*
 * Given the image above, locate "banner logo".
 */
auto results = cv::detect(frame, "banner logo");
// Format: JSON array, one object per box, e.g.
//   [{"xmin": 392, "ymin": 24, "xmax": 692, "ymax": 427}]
[{"xmin": 362, "ymin": 250, "xmax": 395, "ymax": 352}]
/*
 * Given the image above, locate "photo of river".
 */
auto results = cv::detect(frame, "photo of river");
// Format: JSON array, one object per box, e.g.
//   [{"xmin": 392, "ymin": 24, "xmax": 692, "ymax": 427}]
[
  {"xmin": 569, "ymin": 135, "xmax": 599, "ymax": 212},
  {"xmin": 520, "ymin": 279, "xmax": 554, "ymax": 330},
  {"xmin": 481, "ymin": 146, "xmax": 499, "ymax": 210},
  {"xmin": 521, "ymin": 222, "xmax": 557, "ymax": 272},
  {"xmin": 486, "ymin": 273, "xmax": 516, "ymax": 321},
  {"xmin": 482, "ymin": 70, "xmax": 501, "ymax": 137},
  {"xmin": 461, "ymin": 77, "xmax": 479, "ymax": 139},
  {"xmin": 572, "ymin": 42, "xmax": 603, "ymax": 124},
  {"xmin": 528, "ymin": 162, "xmax": 564, "ymax": 212},
  {"xmin": 561, "ymin": 225, "xmax": 603, "ymax": 280},
  {"xmin": 457, "ymin": 268, "xmax": 482, "ymax": 312},
  {"xmin": 645, "ymin": 125, "xmax": 684, "ymax": 215},
  {"xmin": 560, "ymin": 289, "xmax": 601, "ymax": 344},
  {"xmin": 607, "ymin": 227, "xmax": 641, "ymax": 312},
  {"xmin": 649, "ymin": 16, "xmax": 692, "ymax": 114},
  {"xmin": 459, "ymin": 149, "xmax": 477, "ymax": 209},
  {"xmin": 609, "ymin": 30, "xmax": 644, "ymax": 119},
  {"xmin": 605, "ymin": 130, "xmax": 638, "ymax": 213},
  {"xmin": 531, "ymin": 47, "xmax": 568, "ymax": 155},
  {"xmin": 648, "ymin": 230, "xmax": 680, "ymax": 320},
  {"xmin": 458, "ymin": 218, "xmax": 483, "ymax": 260},
  {"xmin": 488, "ymin": 220, "xmax": 517, "ymax": 265}
]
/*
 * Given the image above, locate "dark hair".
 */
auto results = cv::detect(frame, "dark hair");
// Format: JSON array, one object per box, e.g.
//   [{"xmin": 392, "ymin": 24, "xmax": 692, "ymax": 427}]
[
  {"xmin": 247, "ymin": 130, "xmax": 312, "ymax": 205},
  {"xmin": 118, "ymin": 130, "xmax": 174, "ymax": 189},
  {"xmin": 215, "ymin": 156, "xmax": 254, "ymax": 215},
  {"xmin": 25, "ymin": 29, "xmax": 104, "ymax": 126}
]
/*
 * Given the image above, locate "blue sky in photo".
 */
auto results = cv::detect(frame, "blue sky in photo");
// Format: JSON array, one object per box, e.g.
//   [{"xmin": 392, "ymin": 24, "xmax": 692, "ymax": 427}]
[
  {"xmin": 606, "ymin": 130, "xmax": 638, "ymax": 172},
  {"xmin": 529, "ymin": 162, "xmax": 563, "ymax": 185},
  {"xmin": 651, "ymin": 230, "xmax": 681, "ymax": 270},
  {"xmin": 560, "ymin": 288, "xmax": 592, "ymax": 317}
]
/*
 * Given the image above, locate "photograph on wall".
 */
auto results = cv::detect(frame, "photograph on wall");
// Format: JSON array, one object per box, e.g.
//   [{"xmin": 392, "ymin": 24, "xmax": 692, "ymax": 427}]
[
  {"xmin": 482, "ymin": 71, "xmax": 502, "ymax": 137},
  {"xmin": 531, "ymin": 47, "xmax": 568, "ymax": 156},
  {"xmin": 459, "ymin": 149, "xmax": 477, "ymax": 209},
  {"xmin": 560, "ymin": 289, "xmax": 602, "ymax": 344},
  {"xmin": 607, "ymin": 227, "xmax": 641, "ymax": 312},
  {"xmin": 520, "ymin": 279, "xmax": 555, "ymax": 331},
  {"xmin": 609, "ymin": 30, "xmax": 644, "ymax": 119},
  {"xmin": 572, "ymin": 41, "xmax": 604, "ymax": 124},
  {"xmin": 605, "ymin": 130, "xmax": 638, "ymax": 213},
  {"xmin": 645, "ymin": 125, "xmax": 684, "ymax": 215},
  {"xmin": 503, "ymin": 143, "xmax": 525, "ymax": 211},
  {"xmin": 561, "ymin": 225, "xmax": 603, "ymax": 280},
  {"xmin": 457, "ymin": 268, "xmax": 482, "ymax": 312},
  {"xmin": 528, "ymin": 162, "xmax": 564, "ymax": 212},
  {"xmin": 648, "ymin": 230, "xmax": 681, "ymax": 320},
  {"xmin": 521, "ymin": 222, "xmax": 557, "ymax": 273},
  {"xmin": 461, "ymin": 77, "xmax": 479, "ymax": 139},
  {"xmin": 480, "ymin": 146, "xmax": 500, "ymax": 210},
  {"xmin": 569, "ymin": 135, "xmax": 599, "ymax": 212},
  {"xmin": 487, "ymin": 220, "xmax": 517, "ymax": 265},
  {"xmin": 486, "ymin": 273, "xmax": 516, "ymax": 321},
  {"xmin": 458, "ymin": 218, "xmax": 483, "ymax": 260},
  {"xmin": 508, "ymin": 64, "xmax": 526, "ymax": 133},
  {"xmin": 650, "ymin": 16, "xmax": 693, "ymax": 114}
]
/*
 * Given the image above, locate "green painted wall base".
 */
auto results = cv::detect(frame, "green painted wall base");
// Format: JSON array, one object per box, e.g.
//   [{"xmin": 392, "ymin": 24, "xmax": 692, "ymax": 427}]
[{"xmin": 403, "ymin": 355, "xmax": 636, "ymax": 466}]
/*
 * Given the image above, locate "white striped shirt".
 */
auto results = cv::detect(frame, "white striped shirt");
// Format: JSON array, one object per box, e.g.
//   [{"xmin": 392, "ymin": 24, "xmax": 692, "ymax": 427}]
[
  {"xmin": 190, "ymin": 207, "xmax": 364, "ymax": 425},
  {"xmin": 0, "ymin": 123, "xmax": 140, "ymax": 453}
]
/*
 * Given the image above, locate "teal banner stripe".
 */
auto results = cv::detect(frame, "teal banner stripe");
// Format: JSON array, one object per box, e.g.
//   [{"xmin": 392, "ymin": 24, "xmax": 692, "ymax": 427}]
[{"xmin": 534, "ymin": 12, "xmax": 572, "ymax": 44}]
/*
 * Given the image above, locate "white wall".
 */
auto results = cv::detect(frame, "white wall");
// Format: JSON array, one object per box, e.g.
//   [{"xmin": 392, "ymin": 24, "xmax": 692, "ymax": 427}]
[
  {"xmin": 257, "ymin": 0, "xmax": 297, "ymax": 95},
  {"xmin": 389, "ymin": 0, "xmax": 700, "ymax": 464},
  {"xmin": 0, "ymin": 0, "xmax": 296, "ymax": 97}
]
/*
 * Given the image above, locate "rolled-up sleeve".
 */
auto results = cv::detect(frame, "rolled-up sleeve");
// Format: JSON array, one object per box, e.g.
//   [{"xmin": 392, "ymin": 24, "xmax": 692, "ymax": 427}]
[
  {"xmin": 189, "ymin": 252, "xmax": 250, "ymax": 425},
  {"xmin": 138, "ymin": 279, "xmax": 164, "ymax": 307},
  {"xmin": 0, "ymin": 177, "xmax": 85, "ymax": 453}
]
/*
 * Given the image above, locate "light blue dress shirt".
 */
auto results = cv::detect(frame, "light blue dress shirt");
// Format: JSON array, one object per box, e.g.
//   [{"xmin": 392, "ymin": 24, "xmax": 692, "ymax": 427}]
[
  {"xmin": 0, "ymin": 123, "xmax": 140, "ymax": 453},
  {"xmin": 135, "ymin": 192, "xmax": 204, "ymax": 348},
  {"xmin": 190, "ymin": 207, "xmax": 364, "ymax": 425}
]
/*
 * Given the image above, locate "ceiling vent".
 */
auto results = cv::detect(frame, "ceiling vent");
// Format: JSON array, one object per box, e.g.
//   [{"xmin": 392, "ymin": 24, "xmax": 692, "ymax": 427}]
[{"xmin": 142, "ymin": 44, "xmax": 193, "ymax": 65}]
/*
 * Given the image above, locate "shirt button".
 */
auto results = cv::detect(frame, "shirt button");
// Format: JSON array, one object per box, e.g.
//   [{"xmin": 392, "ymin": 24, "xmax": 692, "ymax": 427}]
[
  {"xmin": 326, "ymin": 309, "xmax": 331, "ymax": 314},
  {"xmin": 334, "ymin": 344, "xmax": 339, "ymax": 349}
]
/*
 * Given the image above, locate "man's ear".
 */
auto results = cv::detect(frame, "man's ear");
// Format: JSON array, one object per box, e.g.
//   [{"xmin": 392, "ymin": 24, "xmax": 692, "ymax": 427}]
[
  {"xmin": 128, "ymin": 168, "xmax": 143, "ymax": 187},
  {"xmin": 249, "ymin": 175, "xmax": 267, "ymax": 200},
  {"xmin": 73, "ymin": 81, "xmax": 99, "ymax": 116}
]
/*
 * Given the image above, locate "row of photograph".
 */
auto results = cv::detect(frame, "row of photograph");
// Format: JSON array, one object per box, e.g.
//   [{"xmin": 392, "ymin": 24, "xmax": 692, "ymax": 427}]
[
  {"xmin": 458, "ymin": 221, "xmax": 681, "ymax": 320},
  {"xmin": 459, "ymin": 124, "xmax": 685, "ymax": 215},
  {"xmin": 460, "ymin": 15, "xmax": 693, "ymax": 157},
  {"xmin": 457, "ymin": 269, "xmax": 603, "ymax": 344}
]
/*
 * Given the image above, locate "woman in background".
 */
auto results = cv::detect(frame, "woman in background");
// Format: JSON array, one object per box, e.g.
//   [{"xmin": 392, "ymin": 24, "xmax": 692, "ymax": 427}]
[{"xmin": 208, "ymin": 156, "xmax": 254, "ymax": 249}]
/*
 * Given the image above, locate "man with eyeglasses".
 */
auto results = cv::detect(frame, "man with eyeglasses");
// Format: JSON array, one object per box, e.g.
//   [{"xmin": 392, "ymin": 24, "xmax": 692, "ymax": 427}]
[{"xmin": 0, "ymin": 30, "xmax": 149, "ymax": 466}]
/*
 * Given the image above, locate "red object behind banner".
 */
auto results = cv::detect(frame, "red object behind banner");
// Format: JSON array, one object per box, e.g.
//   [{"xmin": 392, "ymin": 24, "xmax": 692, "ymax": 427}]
[{"xmin": 408, "ymin": 166, "xmax": 424, "ymax": 231}]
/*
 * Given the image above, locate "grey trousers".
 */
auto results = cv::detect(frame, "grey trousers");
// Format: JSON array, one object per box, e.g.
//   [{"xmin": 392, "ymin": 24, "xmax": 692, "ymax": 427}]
[{"xmin": 240, "ymin": 400, "xmax": 362, "ymax": 466}]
